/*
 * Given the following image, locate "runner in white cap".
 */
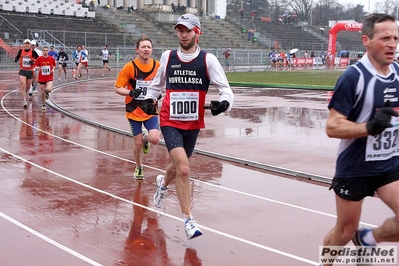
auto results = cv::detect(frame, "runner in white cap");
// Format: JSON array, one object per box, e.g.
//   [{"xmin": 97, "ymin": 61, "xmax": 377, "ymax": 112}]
[{"xmin": 144, "ymin": 13, "xmax": 234, "ymax": 240}]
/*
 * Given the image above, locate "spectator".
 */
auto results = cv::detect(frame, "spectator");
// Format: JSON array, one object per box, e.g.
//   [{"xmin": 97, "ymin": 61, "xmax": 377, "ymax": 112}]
[
  {"xmin": 321, "ymin": 51, "xmax": 326, "ymax": 65},
  {"xmin": 89, "ymin": 0, "xmax": 94, "ymax": 11},
  {"xmin": 223, "ymin": 48, "xmax": 231, "ymax": 71},
  {"xmin": 310, "ymin": 51, "xmax": 315, "ymax": 58}
]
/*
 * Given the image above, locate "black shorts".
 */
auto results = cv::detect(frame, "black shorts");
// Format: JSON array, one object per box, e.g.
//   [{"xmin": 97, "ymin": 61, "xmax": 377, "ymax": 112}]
[
  {"xmin": 161, "ymin": 126, "xmax": 199, "ymax": 158},
  {"xmin": 59, "ymin": 63, "xmax": 68, "ymax": 68},
  {"xmin": 18, "ymin": 69, "xmax": 33, "ymax": 79},
  {"xmin": 103, "ymin": 60, "xmax": 109, "ymax": 65},
  {"xmin": 330, "ymin": 167, "xmax": 399, "ymax": 201}
]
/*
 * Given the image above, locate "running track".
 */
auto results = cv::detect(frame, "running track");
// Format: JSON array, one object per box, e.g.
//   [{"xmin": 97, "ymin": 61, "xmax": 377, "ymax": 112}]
[{"xmin": 0, "ymin": 70, "xmax": 396, "ymax": 266}]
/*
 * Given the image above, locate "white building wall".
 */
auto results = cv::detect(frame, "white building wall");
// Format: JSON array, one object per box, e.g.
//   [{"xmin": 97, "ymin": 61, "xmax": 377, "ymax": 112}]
[
  {"xmin": 206, "ymin": 0, "xmax": 226, "ymax": 19},
  {"xmin": 112, "ymin": 0, "xmax": 225, "ymax": 19}
]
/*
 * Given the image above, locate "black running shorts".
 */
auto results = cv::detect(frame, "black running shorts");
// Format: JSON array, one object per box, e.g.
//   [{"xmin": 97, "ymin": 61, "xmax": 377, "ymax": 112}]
[
  {"xmin": 161, "ymin": 126, "xmax": 199, "ymax": 158},
  {"xmin": 330, "ymin": 166, "xmax": 399, "ymax": 201},
  {"xmin": 18, "ymin": 69, "xmax": 33, "ymax": 79}
]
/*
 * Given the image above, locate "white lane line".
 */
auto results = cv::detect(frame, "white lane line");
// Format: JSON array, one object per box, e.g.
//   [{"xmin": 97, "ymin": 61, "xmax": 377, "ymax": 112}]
[
  {"xmin": 0, "ymin": 148, "xmax": 319, "ymax": 265},
  {"xmin": 0, "ymin": 90, "xmax": 375, "ymax": 264},
  {"xmin": 0, "ymin": 91, "xmax": 378, "ymax": 226},
  {"xmin": 0, "ymin": 211, "xmax": 102, "ymax": 266},
  {"xmin": 194, "ymin": 179, "xmax": 378, "ymax": 228}
]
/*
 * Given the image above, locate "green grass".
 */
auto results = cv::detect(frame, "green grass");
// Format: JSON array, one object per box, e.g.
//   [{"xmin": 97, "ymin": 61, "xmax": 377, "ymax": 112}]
[{"xmin": 226, "ymin": 70, "xmax": 343, "ymax": 90}]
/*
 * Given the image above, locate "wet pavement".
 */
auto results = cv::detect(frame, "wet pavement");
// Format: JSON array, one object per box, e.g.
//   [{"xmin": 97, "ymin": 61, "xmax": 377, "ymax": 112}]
[{"xmin": 0, "ymin": 69, "xmax": 396, "ymax": 266}]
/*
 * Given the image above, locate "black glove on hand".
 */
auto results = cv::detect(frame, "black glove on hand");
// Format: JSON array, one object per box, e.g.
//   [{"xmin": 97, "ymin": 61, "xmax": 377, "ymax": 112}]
[
  {"xmin": 366, "ymin": 107, "xmax": 399, "ymax": 136},
  {"xmin": 157, "ymin": 93, "xmax": 162, "ymax": 100},
  {"xmin": 129, "ymin": 88, "xmax": 142, "ymax": 98},
  {"xmin": 142, "ymin": 99, "xmax": 158, "ymax": 115},
  {"xmin": 206, "ymin": 100, "xmax": 230, "ymax": 116}
]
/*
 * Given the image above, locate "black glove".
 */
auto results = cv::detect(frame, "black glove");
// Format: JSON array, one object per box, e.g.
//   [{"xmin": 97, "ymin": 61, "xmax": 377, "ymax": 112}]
[
  {"xmin": 129, "ymin": 88, "xmax": 142, "ymax": 98},
  {"xmin": 204, "ymin": 100, "xmax": 230, "ymax": 116},
  {"xmin": 157, "ymin": 93, "xmax": 162, "ymax": 100},
  {"xmin": 366, "ymin": 107, "xmax": 398, "ymax": 136},
  {"xmin": 142, "ymin": 99, "xmax": 158, "ymax": 115}
]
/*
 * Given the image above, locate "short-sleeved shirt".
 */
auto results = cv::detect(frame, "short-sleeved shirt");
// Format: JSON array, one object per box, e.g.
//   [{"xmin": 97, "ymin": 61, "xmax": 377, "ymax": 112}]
[
  {"xmin": 328, "ymin": 55, "xmax": 399, "ymax": 178},
  {"xmin": 33, "ymin": 55, "xmax": 56, "ymax": 83}
]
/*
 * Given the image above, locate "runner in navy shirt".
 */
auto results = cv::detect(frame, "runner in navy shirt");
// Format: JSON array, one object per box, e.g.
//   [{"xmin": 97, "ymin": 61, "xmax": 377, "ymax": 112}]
[{"xmin": 320, "ymin": 13, "xmax": 399, "ymax": 266}]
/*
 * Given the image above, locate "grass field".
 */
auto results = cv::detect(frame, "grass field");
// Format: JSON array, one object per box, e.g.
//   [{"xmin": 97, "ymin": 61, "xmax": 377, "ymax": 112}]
[{"xmin": 226, "ymin": 69, "xmax": 344, "ymax": 90}]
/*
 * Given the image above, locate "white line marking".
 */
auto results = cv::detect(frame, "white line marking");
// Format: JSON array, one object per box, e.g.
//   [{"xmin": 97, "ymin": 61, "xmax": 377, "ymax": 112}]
[
  {"xmin": 0, "ymin": 89, "xmax": 376, "ymax": 265},
  {"xmin": 194, "ymin": 179, "xmax": 378, "ymax": 228},
  {"xmin": 0, "ymin": 211, "xmax": 102, "ymax": 266},
  {"xmin": 0, "ymin": 148, "xmax": 320, "ymax": 265}
]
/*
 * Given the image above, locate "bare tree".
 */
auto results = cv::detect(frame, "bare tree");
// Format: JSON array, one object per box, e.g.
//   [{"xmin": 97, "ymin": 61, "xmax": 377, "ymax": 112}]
[
  {"xmin": 374, "ymin": 0, "xmax": 398, "ymax": 15},
  {"xmin": 281, "ymin": 0, "xmax": 315, "ymax": 22},
  {"xmin": 312, "ymin": 0, "xmax": 340, "ymax": 25}
]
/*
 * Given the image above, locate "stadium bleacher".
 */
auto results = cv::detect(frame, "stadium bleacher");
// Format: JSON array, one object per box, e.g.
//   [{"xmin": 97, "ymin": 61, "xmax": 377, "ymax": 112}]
[{"xmin": 0, "ymin": 0, "xmax": 95, "ymax": 18}]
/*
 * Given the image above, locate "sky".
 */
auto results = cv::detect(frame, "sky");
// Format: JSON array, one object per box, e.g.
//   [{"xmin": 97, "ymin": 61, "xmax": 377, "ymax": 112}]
[{"xmin": 341, "ymin": 0, "xmax": 377, "ymax": 13}]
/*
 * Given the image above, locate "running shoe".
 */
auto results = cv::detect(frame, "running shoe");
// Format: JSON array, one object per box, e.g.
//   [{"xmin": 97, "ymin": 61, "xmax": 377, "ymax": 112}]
[
  {"xmin": 352, "ymin": 225, "xmax": 375, "ymax": 247},
  {"xmin": 154, "ymin": 174, "xmax": 167, "ymax": 208},
  {"xmin": 28, "ymin": 90, "xmax": 33, "ymax": 97},
  {"xmin": 45, "ymin": 91, "xmax": 50, "ymax": 100},
  {"xmin": 41, "ymin": 104, "xmax": 46, "ymax": 111},
  {"xmin": 23, "ymin": 101, "xmax": 28, "ymax": 108},
  {"xmin": 142, "ymin": 133, "xmax": 150, "ymax": 154},
  {"xmin": 134, "ymin": 166, "xmax": 144, "ymax": 180},
  {"xmin": 352, "ymin": 225, "xmax": 375, "ymax": 266},
  {"xmin": 184, "ymin": 218, "xmax": 203, "ymax": 240}
]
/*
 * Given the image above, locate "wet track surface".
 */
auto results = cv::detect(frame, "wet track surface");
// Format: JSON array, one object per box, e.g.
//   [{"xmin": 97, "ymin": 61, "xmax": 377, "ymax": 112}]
[{"xmin": 0, "ymin": 70, "xmax": 397, "ymax": 266}]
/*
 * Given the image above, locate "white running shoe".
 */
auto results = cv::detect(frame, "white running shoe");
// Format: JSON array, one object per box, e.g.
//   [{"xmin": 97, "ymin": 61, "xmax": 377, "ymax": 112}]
[
  {"xmin": 153, "ymin": 174, "xmax": 167, "ymax": 208},
  {"xmin": 185, "ymin": 218, "xmax": 203, "ymax": 240}
]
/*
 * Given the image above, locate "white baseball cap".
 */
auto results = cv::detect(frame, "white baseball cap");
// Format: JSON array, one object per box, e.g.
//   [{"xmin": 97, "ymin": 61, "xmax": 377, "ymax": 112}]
[
  {"xmin": 23, "ymin": 39, "xmax": 30, "ymax": 44},
  {"xmin": 174, "ymin": 14, "xmax": 201, "ymax": 31},
  {"xmin": 31, "ymin": 40, "xmax": 37, "ymax": 45}
]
